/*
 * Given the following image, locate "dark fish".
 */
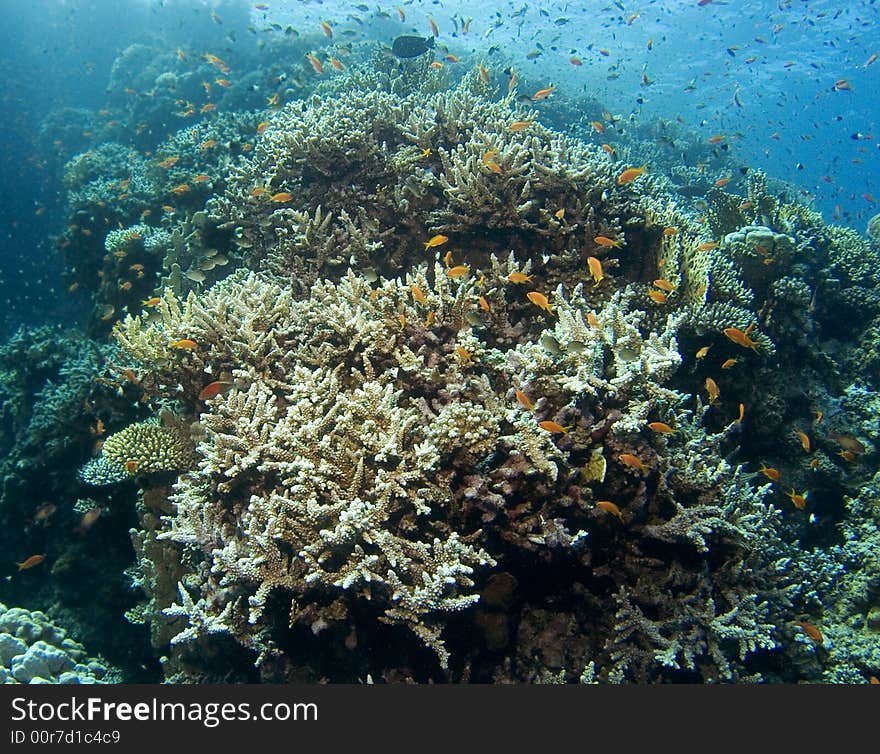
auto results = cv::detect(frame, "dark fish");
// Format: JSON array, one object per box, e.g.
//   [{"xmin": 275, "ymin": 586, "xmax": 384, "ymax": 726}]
[{"xmin": 391, "ymin": 35, "xmax": 435, "ymax": 59}]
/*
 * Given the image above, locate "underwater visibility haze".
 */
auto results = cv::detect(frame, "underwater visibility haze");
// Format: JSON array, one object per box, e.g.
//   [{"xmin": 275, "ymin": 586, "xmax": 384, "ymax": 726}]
[{"xmin": 0, "ymin": 0, "xmax": 879, "ymax": 684}]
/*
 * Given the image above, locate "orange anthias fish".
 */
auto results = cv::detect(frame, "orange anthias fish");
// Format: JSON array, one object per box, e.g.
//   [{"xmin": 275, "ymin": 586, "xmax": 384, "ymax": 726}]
[
  {"xmin": 169, "ymin": 338, "xmax": 197, "ymax": 350},
  {"xmin": 508, "ymin": 120, "xmax": 535, "ymax": 132},
  {"xmin": 527, "ymin": 291, "xmax": 554, "ymax": 314},
  {"xmin": 271, "ymin": 192, "xmax": 294, "ymax": 203},
  {"xmin": 795, "ymin": 430, "xmax": 811, "ymax": 453},
  {"xmin": 507, "ymin": 271, "xmax": 532, "ymax": 284},
  {"xmin": 723, "ymin": 326, "xmax": 759, "ymax": 351},
  {"xmin": 171, "ymin": 183, "xmax": 191, "ymax": 195},
  {"xmin": 531, "ymin": 86, "xmax": 557, "ymax": 101},
  {"xmin": 759, "ymin": 463, "xmax": 781, "ymax": 482},
  {"xmin": 619, "ymin": 453, "xmax": 647, "ymax": 473},
  {"xmin": 617, "ymin": 165, "xmax": 647, "ymax": 185},
  {"xmin": 446, "ymin": 265, "xmax": 470, "ymax": 279},
  {"xmin": 306, "ymin": 53, "xmax": 324, "ymax": 74},
  {"xmin": 595, "ymin": 501, "xmax": 623, "ymax": 520},
  {"xmin": 587, "ymin": 256, "xmax": 605, "ymax": 286},
  {"xmin": 538, "ymin": 420, "xmax": 568, "ymax": 434},
  {"xmin": 204, "ymin": 54, "xmax": 230, "ymax": 74},
  {"xmin": 647, "ymin": 290, "xmax": 667, "ymax": 304},
  {"xmin": 320, "ymin": 21, "xmax": 333, "ymax": 38},
  {"xmin": 653, "ymin": 279, "xmax": 676, "ymax": 292},
  {"xmin": 798, "ymin": 621, "xmax": 824, "ymax": 644},
  {"xmin": 594, "ymin": 235, "xmax": 623, "ymax": 248},
  {"xmin": 411, "ymin": 285, "xmax": 428, "ymax": 304},
  {"xmin": 515, "ymin": 388, "xmax": 535, "ymax": 411},
  {"xmin": 16, "ymin": 554, "xmax": 46, "ymax": 571},
  {"xmin": 157, "ymin": 156, "xmax": 179, "ymax": 168},
  {"xmin": 424, "ymin": 234, "xmax": 449, "ymax": 249},
  {"xmin": 256, "ymin": 121, "xmax": 270, "ymax": 134},
  {"xmin": 198, "ymin": 381, "xmax": 234, "ymax": 401},
  {"xmin": 647, "ymin": 421, "xmax": 675, "ymax": 434},
  {"xmin": 786, "ymin": 489, "xmax": 808, "ymax": 510},
  {"xmin": 705, "ymin": 377, "xmax": 720, "ymax": 404}
]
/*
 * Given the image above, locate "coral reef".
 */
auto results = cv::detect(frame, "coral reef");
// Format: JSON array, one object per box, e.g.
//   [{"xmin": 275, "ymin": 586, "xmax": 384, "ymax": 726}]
[{"xmin": 0, "ymin": 603, "xmax": 113, "ymax": 684}]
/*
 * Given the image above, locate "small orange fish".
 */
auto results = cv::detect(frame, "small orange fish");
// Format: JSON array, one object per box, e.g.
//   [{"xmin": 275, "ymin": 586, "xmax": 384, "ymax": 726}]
[
  {"xmin": 215, "ymin": 78, "xmax": 232, "ymax": 87},
  {"xmin": 478, "ymin": 64, "xmax": 490, "ymax": 84},
  {"xmin": 193, "ymin": 174, "xmax": 210, "ymax": 183},
  {"xmin": 158, "ymin": 156, "xmax": 179, "ymax": 168},
  {"xmin": 198, "ymin": 381, "xmax": 234, "ymax": 401},
  {"xmin": 590, "ymin": 120, "xmax": 605, "ymax": 134},
  {"xmin": 515, "ymin": 388, "xmax": 535, "ymax": 411},
  {"xmin": 526, "ymin": 291, "xmax": 554, "ymax": 314},
  {"xmin": 723, "ymin": 326, "xmax": 759, "ymax": 351},
  {"xmin": 411, "ymin": 285, "xmax": 428, "ymax": 304},
  {"xmin": 429, "ymin": 62, "xmax": 444, "ymax": 70},
  {"xmin": 827, "ymin": 433, "xmax": 864, "ymax": 454},
  {"xmin": 456, "ymin": 346, "xmax": 474, "ymax": 363},
  {"xmin": 329, "ymin": 57, "xmax": 345, "ymax": 71},
  {"xmin": 425, "ymin": 234, "xmax": 449, "ymax": 249},
  {"xmin": 595, "ymin": 501, "xmax": 623, "ymax": 520},
  {"xmin": 507, "ymin": 272, "xmax": 532, "ymax": 284},
  {"xmin": 601, "ymin": 143, "xmax": 616, "ymax": 155},
  {"xmin": 75, "ymin": 505, "xmax": 102, "ymax": 533},
  {"xmin": 705, "ymin": 377, "xmax": 720, "ymax": 404},
  {"xmin": 531, "ymin": 86, "xmax": 557, "ymax": 101},
  {"xmin": 587, "ymin": 312, "xmax": 601, "ymax": 328},
  {"xmin": 199, "ymin": 139, "xmax": 218, "ymax": 150},
  {"xmin": 554, "ymin": 208, "xmax": 565, "ymax": 220},
  {"xmin": 786, "ymin": 489, "xmax": 807, "ymax": 510},
  {"xmin": 204, "ymin": 53, "xmax": 230, "ymax": 74},
  {"xmin": 795, "ymin": 431, "xmax": 811, "ymax": 453},
  {"xmin": 200, "ymin": 103, "xmax": 216, "ymax": 113},
  {"xmin": 619, "ymin": 453, "xmax": 647, "ymax": 473},
  {"xmin": 653, "ymin": 279, "xmax": 675, "ymax": 292},
  {"xmin": 168, "ymin": 338, "xmax": 197, "ymax": 350},
  {"xmin": 16, "ymin": 554, "xmax": 46, "ymax": 571},
  {"xmin": 647, "ymin": 290, "xmax": 667, "ymax": 304},
  {"xmin": 171, "ymin": 183, "xmax": 191, "ymax": 195},
  {"xmin": 662, "ymin": 226, "xmax": 679, "ymax": 236},
  {"xmin": 538, "ymin": 420, "xmax": 568, "ymax": 434},
  {"xmin": 721, "ymin": 358, "xmax": 737, "ymax": 369},
  {"xmin": 256, "ymin": 121, "xmax": 270, "ymax": 134},
  {"xmin": 320, "ymin": 20, "xmax": 333, "ymax": 38},
  {"xmin": 587, "ymin": 256, "xmax": 604, "ymax": 286},
  {"xmin": 446, "ymin": 265, "xmax": 470, "ymax": 279},
  {"xmin": 570, "ymin": 56, "xmax": 583, "ymax": 66},
  {"xmin": 306, "ymin": 53, "xmax": 324, "ymax": 74},
  {"xmin": 428, "ymin": 15, "xmax": 439, "ymax": 37},
  {"xmin": 508, "ymin": 120, "xmax": 534, "ymax": 132},
  {"xmin": 647, "ymin": 421, "xmax": 675, "ymax": 434},
  {"xmin": 713, "ymin": 177, "xmax": 732, "ymax": 188},
  {"xmin": 142, "ymin": 297, "xmax": 161, "ymax": 307},
  {"xmin": 124, "ymin": 459, "xmax": 140, "ymax": 474},
  {"xmin": 695, "ymin": 345, "xmax": 711, "ymax": 359},
  {"xmin": 759, "ymin": 463, "xmax": 780, "ymax": 482},
  {"xmin": 445, "ymin": 54, "xmax": 459, "ymax": 63},
  {"xmin": 478, "ymin": 295, "xmax": 491, "ymax": 312},
  {"xmin": 736, "ymin": 402, "xmax": 745, "ymax": 423},
  {"xmin": 708, "ymin": 134, "xmax": 726, "ymax": 144},
  {"xmin": 594, "ymin": 235, "xmax": 623, "ymax": 248},
  {"xmin": 798, "ymin": 621, "xmax": 823, "ymax": 644},
  {"xmin": 696, "ymin": 241, "xmax": 720, "ymax": 251},
  {"xmin": 617, "ymin": 165, "xmax": 647, "ymax": 185},
  {"xmin": 270, "ymin": 192, "xmax": 294, "ymax": 203}
]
